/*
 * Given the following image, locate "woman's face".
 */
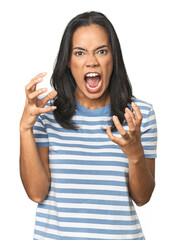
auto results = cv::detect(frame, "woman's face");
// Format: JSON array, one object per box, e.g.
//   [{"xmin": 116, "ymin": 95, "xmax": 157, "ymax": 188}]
[{"xmin": 69, "ymin": 24, "xmax": 113, "ymax": 105}]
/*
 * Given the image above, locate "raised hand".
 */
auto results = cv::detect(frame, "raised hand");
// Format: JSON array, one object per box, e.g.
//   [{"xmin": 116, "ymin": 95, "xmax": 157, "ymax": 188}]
[
  {"xmin": 20, "ymin": 72, "xmax": 57, "ymax": 131},
  {"xmin": 106, "ymin": 102, "xmax": 145, "ymax": 162}
]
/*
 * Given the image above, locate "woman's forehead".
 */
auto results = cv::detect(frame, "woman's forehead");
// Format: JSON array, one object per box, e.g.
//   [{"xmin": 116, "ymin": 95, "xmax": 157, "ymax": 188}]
[{"xmin": 72, "ymin": 24, "xmax": 110, "ymax": 49}]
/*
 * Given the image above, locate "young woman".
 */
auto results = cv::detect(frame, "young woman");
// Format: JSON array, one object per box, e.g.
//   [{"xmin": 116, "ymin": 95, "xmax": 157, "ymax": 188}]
[{"xmin": 20, "ymin": 11, "xmax": 157, "ymax": 240}]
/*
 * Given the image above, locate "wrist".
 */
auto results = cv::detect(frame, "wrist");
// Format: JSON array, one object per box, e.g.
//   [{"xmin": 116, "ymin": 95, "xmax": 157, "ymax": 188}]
[
  {"xmin": 128, "ymin": 150, "xmax": 145, "ymax": 164},
  {"xmin": 19, "ymin": 124, "xmax": 33, "ymax": 133}
]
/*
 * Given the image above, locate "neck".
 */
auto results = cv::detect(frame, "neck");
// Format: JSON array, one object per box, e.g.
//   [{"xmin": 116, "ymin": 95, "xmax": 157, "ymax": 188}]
[{"xmin": 75, "ymin": 91, "xmax": 110, "ymax": 110}]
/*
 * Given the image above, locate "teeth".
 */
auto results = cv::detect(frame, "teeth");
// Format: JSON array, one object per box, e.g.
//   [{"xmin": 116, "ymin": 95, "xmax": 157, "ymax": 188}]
[{"xmin": 86, "ymin": 73, "xmax": 99, "ymax": 77}]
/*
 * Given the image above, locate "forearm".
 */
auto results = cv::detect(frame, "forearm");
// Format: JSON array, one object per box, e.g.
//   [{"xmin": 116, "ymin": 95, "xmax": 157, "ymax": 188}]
[
  {"xmin": 20, "ymin": 128, "xmax": 50, "ymax": 202},
  {"xmin": 128, "ymin": 153, "xmax": 155, "ymax": 206}
]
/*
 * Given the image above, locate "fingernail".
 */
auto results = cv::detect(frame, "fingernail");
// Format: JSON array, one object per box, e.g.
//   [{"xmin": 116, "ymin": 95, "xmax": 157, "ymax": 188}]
[
  {"xmin": 113, "ymin": 116, "xmax": 118, "ymax": 122},
  {"xmin": 42, "ymin": 88, "xmax": 47, "ymax": 91},
  {"xmin": 132, "ymin": 102, "xmax": 136, "ymax": 107},
  {"xmin": 52, "ymin": 106, "xmax": 57, "ymax": 110}
]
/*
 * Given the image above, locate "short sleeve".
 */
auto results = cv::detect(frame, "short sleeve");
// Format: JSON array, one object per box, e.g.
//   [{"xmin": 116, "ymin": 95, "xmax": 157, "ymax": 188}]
[
  {"xmin": 33, "ymin": 114, "xmax": 49, "ymax": 147},
  {"xmin": 140, "ymin": 106, "xmax": 157, "ymax": 158}
]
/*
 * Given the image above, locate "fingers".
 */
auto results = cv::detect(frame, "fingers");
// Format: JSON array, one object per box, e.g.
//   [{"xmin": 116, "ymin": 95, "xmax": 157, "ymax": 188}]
[
  {"xmin": 25, "ymin": 72, "xmax": 47, "ymax": 94},
  {"xmin": 108, "ymin": 102, "xmax": 143, "ymax": 141},
  {"xmin": 124, "ymin": 102, "xmax": 143, "ymax": 135},
  {"xmin": 106, "ymin": 125, "xmax": 122, "ymax": 144},
  {"xmin": 28, "ymin": 88, "xmax": 48, "ymax": 100},
  {"xmin": 36, "ymin": 105, "xmax": 57, "ymax": 115},
  {"xmin": 125, "ymin": 102, "xmax": 143, "ymax": 128},
  {"xmin": 35, "ymin": 92, "xmax": 57, "ymax": 114},
  {"xmin": 107, "ymin": 103, "xmax": 143, "ymax": 153},
  {"xmin": 125, "ymin": 107, "xmax": 136, "ymax": 126},
  {"xmin": 124, "ymin": 112, "xmax": 136, "ymax": 136},
  {"xmin": 112, "ymin": 116, "xmax": 129, "ymax": 139},
  {"xmin": 25, "ymin": 72, "xmax": 48, "ymax": 103},
  {"xmin": 40, "ymin": 90, "xmax": 58, "ymax": 107},
  {"xmin": 131, "ymin": 102, "xmax": 143, "ymax": 124},
  {"xmin": 25, "ymin": 72, "xmax": 58, "ymax": 110}
]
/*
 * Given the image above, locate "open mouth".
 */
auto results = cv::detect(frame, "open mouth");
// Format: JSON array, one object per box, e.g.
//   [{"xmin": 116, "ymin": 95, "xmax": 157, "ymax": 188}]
[{"xmin": 84, "ymin": 72, "xmax": 102, "ymax": 93}]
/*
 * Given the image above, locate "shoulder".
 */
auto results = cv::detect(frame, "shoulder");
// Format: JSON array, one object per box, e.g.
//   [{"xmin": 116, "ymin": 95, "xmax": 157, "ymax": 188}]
[
  {"xmin": 131, "ymin": 97, "xmax": 154, "ymax": 118},
  {"xmin": 132, "ymin": 97, "xmax": 153, "ymax": 110},
  {"xmin": 131, "ymin": 98, "xmax": 157, "ymax": 133},
  {"xmin": 130, "ymin": 98, "xmax": 156, "ymax": 129}
]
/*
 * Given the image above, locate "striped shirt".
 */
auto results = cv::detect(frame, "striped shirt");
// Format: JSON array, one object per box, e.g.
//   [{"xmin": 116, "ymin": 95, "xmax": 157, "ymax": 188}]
[{"xmin": 33, "ymin": 98, "xmax": 157, "ymax": 240}]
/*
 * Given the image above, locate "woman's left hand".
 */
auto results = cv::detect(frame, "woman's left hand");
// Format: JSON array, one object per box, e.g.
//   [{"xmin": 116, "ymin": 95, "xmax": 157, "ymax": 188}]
[{"xmin": 106, "ymin": 102, "xmax": 145, "ymax": 162}]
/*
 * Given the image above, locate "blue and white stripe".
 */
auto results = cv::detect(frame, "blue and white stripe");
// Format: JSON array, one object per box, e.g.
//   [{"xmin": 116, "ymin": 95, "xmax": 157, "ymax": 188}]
[{"xmin": 33, "ymin": 98, "xmax": 157, "ymax": 240}]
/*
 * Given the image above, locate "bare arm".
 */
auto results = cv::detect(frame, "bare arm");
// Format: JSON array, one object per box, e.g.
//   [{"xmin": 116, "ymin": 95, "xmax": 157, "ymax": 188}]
[
  {"xmin": 20, "ymin": 131, "xmax": 50, "ymax": 203},
  {"xmin": 128, "ymin": 157, "xmax": 155, "ymax": 206},
  {"xmin": 106, "ymin": 102, "xmax": 155, "ymax": 206},
  {"xmin": 20, "ymin": 72, "xmax": 57, "ymax": 203}
]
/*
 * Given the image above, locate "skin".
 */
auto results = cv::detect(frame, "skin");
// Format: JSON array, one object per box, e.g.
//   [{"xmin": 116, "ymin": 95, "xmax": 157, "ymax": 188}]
[
  {"xmin": 20, "ymin": 25, "xmax": 155, "ymax": 205},
  {"xmin": 70, "ymin": 24, "xmax": 155, "ymax": 205},
  {"xmin": 69, "ymin": 24, "xmax": 113, "ymax": 110},
  {"xmin": 106, "ymin": 102, "xmax": 155, "ymax": 206},
  {"xmin": 20, "ymin": 72, "xmax": 57, "ymax": 202}
]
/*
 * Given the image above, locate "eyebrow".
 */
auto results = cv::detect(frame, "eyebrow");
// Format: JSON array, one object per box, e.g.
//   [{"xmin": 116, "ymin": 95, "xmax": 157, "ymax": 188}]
[{"xmin": 72, "ymin": 45, "xmax": 110, "ymax": 51}]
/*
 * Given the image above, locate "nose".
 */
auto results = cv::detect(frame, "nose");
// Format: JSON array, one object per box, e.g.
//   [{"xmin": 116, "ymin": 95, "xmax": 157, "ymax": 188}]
[{"xmin": 86, "ymin": 54, "xmax": 99, "ymax": 68}]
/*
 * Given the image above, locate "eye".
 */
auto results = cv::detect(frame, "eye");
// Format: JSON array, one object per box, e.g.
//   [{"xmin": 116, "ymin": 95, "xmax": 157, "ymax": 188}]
[
  {"xmin": 97, "ymin": 49, "xmax": 108, "ymax": 55},
  {"xmin": 74, "ymin": 51, "xmax": 85, "ymax": 56}
]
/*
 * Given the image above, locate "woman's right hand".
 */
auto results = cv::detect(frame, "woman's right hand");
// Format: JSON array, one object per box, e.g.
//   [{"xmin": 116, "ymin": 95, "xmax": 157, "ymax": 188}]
[{"xmin": 20, "ymin": 72, "xmax": 57, "ymax": 131}]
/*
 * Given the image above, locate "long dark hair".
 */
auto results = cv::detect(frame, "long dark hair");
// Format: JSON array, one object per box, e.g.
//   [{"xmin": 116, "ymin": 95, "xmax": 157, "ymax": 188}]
[{"xmin": 50, "ymin": 11, "xmax": 133, "ymax": 131}]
